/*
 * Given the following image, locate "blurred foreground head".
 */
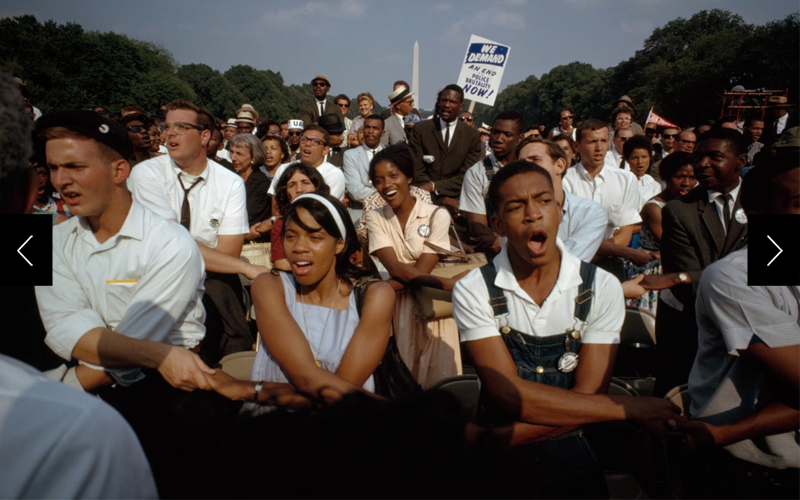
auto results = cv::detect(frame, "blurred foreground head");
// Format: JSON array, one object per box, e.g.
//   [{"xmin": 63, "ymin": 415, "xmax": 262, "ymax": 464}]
[{"xmin": 0, "ymin": 72, "xmax": 35, "ymax": 215}]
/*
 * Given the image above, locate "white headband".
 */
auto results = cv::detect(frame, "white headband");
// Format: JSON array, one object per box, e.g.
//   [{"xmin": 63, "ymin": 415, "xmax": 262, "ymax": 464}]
[{"xmin": 292, "ymin": 193, "xmax": 348, "ymax": 239}]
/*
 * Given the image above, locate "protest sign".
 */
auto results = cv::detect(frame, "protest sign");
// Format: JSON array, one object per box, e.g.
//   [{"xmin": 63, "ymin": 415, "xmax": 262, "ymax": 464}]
[{"xmin": 456, "ymin": 34, "xmax": 511, "ymax": 107}]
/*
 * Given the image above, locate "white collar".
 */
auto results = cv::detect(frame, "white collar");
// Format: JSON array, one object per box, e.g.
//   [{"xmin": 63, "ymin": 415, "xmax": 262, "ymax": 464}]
[
  {"xmin": 439, "ymin": 117, "xmax": 457, "ymax": 130},
  {"xmin": 707, "ymin": 178, "xmax": 742, "ymax": 203}
]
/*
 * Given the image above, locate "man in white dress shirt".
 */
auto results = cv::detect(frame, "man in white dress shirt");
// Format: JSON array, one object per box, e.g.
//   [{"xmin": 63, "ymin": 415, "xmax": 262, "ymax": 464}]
[
  {"xmin": 563, "ymin": 119, "xmax": 655, "ymax": 281},
  {"xmin": 343, "ymin": 114, "xmax": 384, "ymax": 223},
  {"xmin": 128, "ymin": 99, "xmax": 266, "ymax": 364}
]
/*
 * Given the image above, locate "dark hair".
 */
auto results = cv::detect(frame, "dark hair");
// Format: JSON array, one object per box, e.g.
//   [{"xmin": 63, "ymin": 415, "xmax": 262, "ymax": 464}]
[
  {"xmin": 280, "ymin": 120, "xmax": 288, "ymax": 126},
  {"xmin": 274, "ymin": 162, "xmax": 330, "ymax": 215},
  {"xmin": 743, "ymin": 116, "xmax": 765, "ymax": 128},
  {"xmin": 164, "ymin": 99, "xmax": 215, "ymax": 131},
  {"xmin": 393, "ymin": 80, "xmax": 410, "ymax": 89},
  {"xmin": 369, "ymin": 143, "xmax": 415, "ymax": 184},
  {"xmin": 303, "ymin": 124, "xmax": 330, "ymax": 147},
  {"xmin": 441, "ymin": 84, "xmax": 464, "ymax": 104},
  {"xmin": 611, "ymin": 105, "xmax": 634, "ymax": 123},
  {"xmin": 334, "ymin": 94, "xmax": 350, "ymax": 104},
  {"xmin": 713, "ymin": 116, "xmax": 738, "ymax": 129},
  {"xmin": 576, "ymin": 119, "xmax": 609, "ymax": 142},
  {"xmin": 488, "ymin": 160, "xmax": 555, "ymax": 214},
  {"xmin": 282, "ymin": 192, "xmax": 365, "ymax": 282},
  {"xmin": 256, "ymin": 120, "xmax": 280, "ymax": 140},
  {"xmin": 557, "ymin": 107, "xmax": 574, "ymax": 119},
  {"xmin": 623, "ymin": 135, "xmax": 652, "ymax": 160},
  {"xmin": 515, "ymin": 137, "xmax": 567, "ymax": 169},
  {"xmin": 262, "ymin": 135, "xmax": 291, "ymax": 163},
  {"xmin": 364, "ymin": 114, "xmax": 385, "ymax": 129},
  {"xmin": 741, "ymin": 155, "xmax": 799, "ymax": 213},
  {"xmin": 494, "ymin": 111, "xmax": 524, "ymax": 135},
  {"xmin": 697, "ymin": 127, "xmax": 749, "ymax": 157},
  {"xmin": 658, "ymin": 151, "xmax": 694, "ymax": 182}
]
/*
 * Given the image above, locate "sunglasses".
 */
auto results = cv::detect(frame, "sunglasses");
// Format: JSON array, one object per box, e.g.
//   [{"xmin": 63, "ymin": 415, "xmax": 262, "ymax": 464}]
[
  {"xmin": 662, "ymin": 133, "xmax": 678, "ymax": 139},
  {"xmin": 312, "ymin": 82, "xmax": 328, "ymax": 88},
  {"xmin": 338, "ymin": 103, "xmax": 350, "ymax": 108},
  {"xmin": 561, "ymin": 115, "xmax": 574, "ymax": 120},
  {"xmin": 459, "ymin": 116, "xmax": 474, "ymax": 122},
  {"xmin": 127, "ymin": 125, "xmax": 148, "ymax": 133},
  {"xmin": 618, "ymin": 136, "xmax": 631, "ymax": 142},
  {"xmin": 288, "ymin": 131, "xmax": 302, "ymax": 136}
]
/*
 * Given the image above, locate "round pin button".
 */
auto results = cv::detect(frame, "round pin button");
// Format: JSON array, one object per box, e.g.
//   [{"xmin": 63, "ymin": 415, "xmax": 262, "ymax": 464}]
[
  {"xmin": 500, "ymin": 326, "xmax": 511, "ymax": 334},
  {"xmin": 535, "ymin": 366, "xmax": 544, "ymax": 374}
]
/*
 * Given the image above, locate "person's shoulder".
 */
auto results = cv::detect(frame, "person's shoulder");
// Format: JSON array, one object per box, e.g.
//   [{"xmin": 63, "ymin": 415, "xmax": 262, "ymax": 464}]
[
  {"xmin": 129, "ymin": 155, "xmax": 169, "ymax": 179},
  {"xmin": 209, "ymin": 159, "xmax": 244, "ymax": 185},
  {"xmin": 667, "ymin": 185, "xmax": 705, "ymax": 210},
  {"xmin": 701, "ymin": 247, "xmax": 748, "ymax": 288},
  {"xmin": 343, "ymin": 147, "xmax": 360, "ymax": 160},
  {"xmin": 452, "ymin": 264, "xmax": 490, "ymax": 300},
  {"xmin": 139, "ymin": 202, "xmax": 196, "ymax": 245},
  {"xmin": 52, "ymin": 213, "xmax": 82, "ymax": 243},
  {"xmin": 414, "ymin": 119, "xmax": 435, "ymax": 132}
]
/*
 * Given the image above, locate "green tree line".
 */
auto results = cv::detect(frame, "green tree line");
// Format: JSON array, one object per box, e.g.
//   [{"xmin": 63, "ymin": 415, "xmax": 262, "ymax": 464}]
[
  {"xmin": 0, "ymin": 11, "xmax": 796, "ymax": 128},
  {"xmin": 473, "ymin": 10, "xmax": 799, "ymax": 131}
]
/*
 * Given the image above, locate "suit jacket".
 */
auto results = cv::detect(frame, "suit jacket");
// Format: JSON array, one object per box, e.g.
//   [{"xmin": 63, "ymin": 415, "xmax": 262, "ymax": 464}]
[
  {"xmin": 660, "ymin": 185, "xmax": 748, "ymax": 308},
  {"xmin": 409, "ymin": 118, "xmax": 482, "ymax": 200},
  {"xmin": 342, "ymin": 146, "xmax": 378, "ymax": 203},
  {"xmin": 299, "ymin": 98, "xmax": 341, "ymax": 127},
  {"xmin": 326, "ymin": 145, "xmax": 350, "ymax": 168},
  {"xmin": 762, "ymin": 113, "xmax": 798, "ymax": 148},
  {"xmin": 381, "ymin": 112, "xmax": 407, "ymax": 147}
]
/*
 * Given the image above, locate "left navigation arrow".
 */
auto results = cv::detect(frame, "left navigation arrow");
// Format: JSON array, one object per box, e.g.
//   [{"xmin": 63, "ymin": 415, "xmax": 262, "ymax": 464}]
[{"xmin": 18, "ymin": 234, "xmax": 33, "ymax": 266}]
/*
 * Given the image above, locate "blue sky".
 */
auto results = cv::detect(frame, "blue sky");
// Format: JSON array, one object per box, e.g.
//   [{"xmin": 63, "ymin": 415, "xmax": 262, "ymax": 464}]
[{"xmin": 2, "ymin": 0, "xmax": 797, "ymax": 109}]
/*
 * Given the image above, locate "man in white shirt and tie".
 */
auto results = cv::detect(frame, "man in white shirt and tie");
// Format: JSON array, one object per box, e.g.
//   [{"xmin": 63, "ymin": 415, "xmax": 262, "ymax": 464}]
[
  {"xmin": 343, "ymin": 114, "xmax": 385, "ymax": 223},
  {"xmin": 299, "ymin": 74, "xmax": 340, "ymax": 127}
]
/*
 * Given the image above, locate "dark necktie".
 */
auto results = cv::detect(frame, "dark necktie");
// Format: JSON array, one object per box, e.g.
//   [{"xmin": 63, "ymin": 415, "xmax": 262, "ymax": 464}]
[
  {"xmin": 444, "ymin": 122, "xmax": 451, "ymax": 149},
  {"xmin": 620, "ymin": 158, "xmax": 626, "ymax": 169},
  {"xmin": 179, "ymin": 175, "xmax": 204, "ymax": 230},
  {"xmin": 319, "ymin": 101, "xmax": 324, "ymax": 116},
  {"xmin": 721, "ymin": 193, "xmax": 733, "ymax": 232}
]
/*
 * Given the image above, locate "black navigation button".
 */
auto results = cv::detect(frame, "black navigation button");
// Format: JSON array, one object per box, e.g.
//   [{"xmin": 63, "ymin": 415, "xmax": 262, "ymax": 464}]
[
  {"xmin": 747, "ymin": 214, "xmax": 800, "ymax": 286},
  {"xmin": 4, "ymin": 215, "xmax": 52, "ymax": 285}
]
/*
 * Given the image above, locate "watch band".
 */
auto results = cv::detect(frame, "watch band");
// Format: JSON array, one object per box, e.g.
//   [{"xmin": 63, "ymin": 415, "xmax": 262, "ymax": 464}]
[{"xmin": 253, "ymin": 380, "xmax": 264, "ymax": 402}]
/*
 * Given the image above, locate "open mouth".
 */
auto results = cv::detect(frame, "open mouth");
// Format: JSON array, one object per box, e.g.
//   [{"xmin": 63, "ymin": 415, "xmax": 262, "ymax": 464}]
[
  {"xmin": 292, "ymin": 260, "xmax": 313, "ymax": 275},
  {"xmin": 527, "ymin": 230, "xmax": 548, "ymax": 256},
  {"xmin": 382, "ymin": 189, "xmax": 398, "ymax": 201},
  {"xmin": 61, "ymin": 191, "xmax": 81, "ymax": 205}
]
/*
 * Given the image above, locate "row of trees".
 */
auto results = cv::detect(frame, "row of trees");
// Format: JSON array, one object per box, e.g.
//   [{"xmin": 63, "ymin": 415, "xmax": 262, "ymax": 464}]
[
  {"xmin": 1, "ymin": 11, "xmax": 796, "ymax": 128},
  {"xmin": 473, "ymin": 10, "xmax": 799, "ymax": 131}
]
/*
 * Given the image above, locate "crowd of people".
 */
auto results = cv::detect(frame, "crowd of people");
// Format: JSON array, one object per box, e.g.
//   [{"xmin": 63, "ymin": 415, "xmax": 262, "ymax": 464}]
[{"xmin": 0, "ymin": 69, "xmax": 798, "ymax": 499}]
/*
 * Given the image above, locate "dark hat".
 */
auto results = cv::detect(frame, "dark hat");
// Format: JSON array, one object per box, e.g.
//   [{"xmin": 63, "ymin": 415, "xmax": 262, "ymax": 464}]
[
  {"xmin": 318, "ymin": 113, "xmax": 345, "ymax": 135},
  {"xmin": 151, "ymin": 109, "xmax": 167, "ymax": 119},
  {"xmin": 388, "ymin": 85, "xmax": 415, "ymax": 106},
  {"xmin": 118, "ymin": 113, "xmax": 151, "ymax": 127},
  {"xmin": 34, "ymin": 110, "xmax": 135, "ymax": 161}
]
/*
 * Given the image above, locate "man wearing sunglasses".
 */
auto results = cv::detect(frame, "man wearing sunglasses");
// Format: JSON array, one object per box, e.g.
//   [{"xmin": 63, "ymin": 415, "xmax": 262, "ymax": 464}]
[
  {"xmin": 286, "ymin": 119, "xmax": 304, "ymax": 162},
  {"xmin": 119, "ymin": 113, "xmax": 153, "ymax": 166},
  {"xmin": 299, "ymin": 74, "xmax": 340, "ymax": 127},
  {"xmin": 605, "ymin": 127, "xmax": 633, "ymax": 170}
]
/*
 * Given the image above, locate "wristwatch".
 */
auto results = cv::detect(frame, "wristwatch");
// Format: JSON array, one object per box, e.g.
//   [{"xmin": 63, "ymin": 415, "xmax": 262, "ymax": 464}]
[{"xmin": 677, "ymin": 272, "xmax": 689, "ymax": 284}]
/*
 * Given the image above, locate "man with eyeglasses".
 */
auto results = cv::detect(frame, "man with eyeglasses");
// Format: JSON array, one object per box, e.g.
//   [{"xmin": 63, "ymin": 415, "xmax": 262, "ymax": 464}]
[
  {"xmin": 299, "ymin": 74, "xmax": 340, "ymax": 127},
  {"xmin": 605, "ymin": 127, "xmax": 633, "ymax": 170},
  {"xmin": 286, "ymin": 119, "xmax": 304, "ymax": 162},
  {"xmin": 119, "ymin": 113, "xmax": 153, "ymax": 167},
  {"xmin": 676, "ymin": 130, "xmax": 697, "ymax": 153},
  {"xmin": 267, "ymin": 125, "xmax": 345, "ymax": 203},
  {"xmin": 129, "ymin": 99, "xmax": 267, "ymax": 366},
  {"xmin": 649, "ymin": 126, "xmax": 682, "ymax": 181},
  {"xmin": 458, "ymin": 111, "xmax": 475, "ymax": 127},
  {"xmin": 382, "ymin": 85, "xmax": 414, "ymax": 147}
]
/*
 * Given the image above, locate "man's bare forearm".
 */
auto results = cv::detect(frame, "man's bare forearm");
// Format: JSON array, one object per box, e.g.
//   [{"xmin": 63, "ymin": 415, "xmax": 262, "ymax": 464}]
[{"xmin": 72, "ymin": 327, "xmax": 172, "ymax": 370}]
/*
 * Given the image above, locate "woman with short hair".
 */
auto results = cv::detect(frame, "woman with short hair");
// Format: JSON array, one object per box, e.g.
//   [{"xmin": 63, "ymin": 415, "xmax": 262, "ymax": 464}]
[
  {"xmin": 230, "ymin": 134, "xmax": 271, "ymax": 242},
  {"xmin": 348, "ymin": 92, "xmax": 376, "ymax": 137}
]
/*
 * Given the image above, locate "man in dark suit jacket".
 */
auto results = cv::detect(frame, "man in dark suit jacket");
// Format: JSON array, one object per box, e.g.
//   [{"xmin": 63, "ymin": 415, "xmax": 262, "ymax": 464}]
[
  {"xmin": 762, "ymin": 97, "xmax": 797, "ymax": 148},
  {"xmin": 409, "ymin": 84, "xmax": 481, "ymax": 210},
  {"xmin": 299, "ymin": 74, "xmax": 341, "ymax": 127},
  {"xmin": 642, "ymin": 128, "xmax": 749, "ymax": 396}
]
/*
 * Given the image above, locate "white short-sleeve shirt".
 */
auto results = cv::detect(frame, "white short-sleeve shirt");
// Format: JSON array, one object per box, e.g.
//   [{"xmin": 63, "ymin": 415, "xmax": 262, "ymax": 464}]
[
  {"xmin": 128, "ymin": 155, "xmax": 249, "ymax": 248},
  {"xmin": 35, "ymin": 200, "xmax": 206, "ymax": 385},
  {"xmin": 635, "ymin": 174, "xmax": 662, "ymax": 211},
  {"xmin": 563, "ymin": 162, "xmax": 643, "ymax": 239},
  {"xmin": 267, "ymin": 161, "xmax": 346, "ymax": 200},
  {"xmin": 453, "ymin": 239, "xmax": 623, "ymax": 344},
  {"xmin": 459, "ymin": 154, "xmax": 503, "ymax": 216},
  {"xmin": 689, "ymin": 247, "xmax": 800, "ymax": 469}
]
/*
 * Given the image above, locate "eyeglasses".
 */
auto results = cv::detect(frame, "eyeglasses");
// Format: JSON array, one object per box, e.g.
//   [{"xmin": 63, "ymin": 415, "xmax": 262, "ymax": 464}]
[
  {"xmin": 618, "ymin": 136, "xmax": 631, "ymax": 142},
  {"xmin": 127, "ymin": 125, "xmax": 148, "ymax": 133},
  {"xmin": 561, "ymin": 115, "xmax": 574, "ymax": 120},
  {"xmin": 337, "ymin": 103, "xmax": 350, "ymax": 109},
  {"xmin": 662, "ymin": 133, "xmax": 678, "ymax": 139},
  {"xmin": 312, "ymin": 82, "xmax": 328, "ymax": 88},
  {"xmin": 300, "ymin": 136, "xmax": 327, "ymax": 147},
  {"xmin": 158, "ymin": 122, "xmax": 202, "ymax": 135},
  {"xmin": 530, "ymin": 133, "xmax": 541, "ymax": 138},
  {"xmin": 459, "ymin": 116, "xmax": 474, "ymax": 122},
  {"xmin": 288, "ymin": 131, "xmax": 302, "ymax": 136}
]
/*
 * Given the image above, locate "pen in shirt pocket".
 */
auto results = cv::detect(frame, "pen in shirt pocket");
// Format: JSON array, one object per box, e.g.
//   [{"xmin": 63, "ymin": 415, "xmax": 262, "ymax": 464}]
[{"xmin": 106, "ymin": 280, "xmax": 138, "ymax": 287}]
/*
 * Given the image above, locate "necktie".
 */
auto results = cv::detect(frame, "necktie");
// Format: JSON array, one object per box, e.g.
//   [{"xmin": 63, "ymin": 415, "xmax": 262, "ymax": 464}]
[
  {"xmin": 721, "ymin": 193, "xmax": 733, "ymax": 232},
  {"xmin": 319, "ymin": 101, "xmax": 324, "ymax": 116},
  {"xmin": 620, "ymin": 159, "xmax": 626, "ymax": 169},
  {"xmin": 444, "ymin": 122, "xmax": 451, "ymax": 149},
  {"xmin": 179, "ymin": 174, "xmax": 204, "ymax": 230}
]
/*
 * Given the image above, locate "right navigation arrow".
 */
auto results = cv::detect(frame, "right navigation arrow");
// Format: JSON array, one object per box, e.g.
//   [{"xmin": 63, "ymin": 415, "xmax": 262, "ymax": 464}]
[{"xmin": 767, "ymin": 235, "xmax": 783, "ymax": 267}]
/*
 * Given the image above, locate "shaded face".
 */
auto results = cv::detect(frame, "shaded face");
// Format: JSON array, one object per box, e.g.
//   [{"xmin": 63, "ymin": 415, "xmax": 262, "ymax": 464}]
[
  {"xmin": 523, "ymin": 129, "xmax": 541, "ymax": 139},
  {"xmin": 373, "ymin": 159, "xmax": 412, "ymax": 210},
  {"xmin": 695, "ymin": 125, "xmax": 711, "ymax": 136},
  {"xmin": 336, "ymin": 99, "xmax": 350, "ymax": 115},
  {"xmin": 312, "ymin": 79, "xmax": 329, "ymax": 99},
  {"xmin": 299, "ymin": 130, "xmax": 329, "ymax": 167},
  {"xmin": 613, "ymin": 128, "xmax": 633, "ymax": 153},
  {"xmin": 395, "ymin": 97, "xmax": 413, "ymax": 116},
  {"xmin": 721, "ymin": 121, "xmax": 739, "ymax": 130},
  {"xmin": 362, "ymin": 118, "xmax": 384, "ymax": 149},
  {"xmin": 224, "ymin": 126, "xmax": 237, "ymax": 141},
  {"xmin": 614, "ymin": 113, "xmax": 632, "ymax": 130},
  {"xmin": 661, "ymin": 128, "xmax": 679, "ymax": 150},
  {"xmin": 480, "ymin": 132, "xmax": 490, "ymax": 142},
  {"xmin": 207, "ymin": 130, "xmax": 223, "ymax": 156},
  {"xmin": 518, "ymin": 142, "xmax": 566, "ymax": 183},
  {"xmin": 46, "ymin": 137, "xmax": 126, "ymax": 218},
  {"xmin": 230, "ymin": 145, "xmax": 253, "ymax": 173},
  {"xmin": 280, "ymin": 123, "xmax": 288, "ymax": 139},
  {"xmin": 627, "ymin": 148, "xmax": 651, "ymax": 178},
  {"xmin": 693, "ymin": 138, "xmax": 745, "ymax": 192},
  {"xmin": 164, "ymin": 109, "xmax": 209, "ymax": 164},
  {"xmin": 745, "ymin": 121, "xmax": 764, "ymax": 142},
  {"xmin": 33, "ymin": 164, "xmax": 50, "ymax": 202},
  {"xmin": 267, "ymin": 124, "xmax": 281, "ymax": 137},
  {"xmin": 458, "ymin": 112, "xmax": 475, "ymax": 127},
  {"xmin": 576, "ymin": 127, "xmax": 610, "ymax": 169},
  {"xmin": 560, "ymin": 111, "xmax": 574, "ymax": 128},
  {"xmin": 262, "ymin": 139, "xmax": 283, "ymax": 168},
  {"xmin": 491, "ymin": 119, "xmax": 521, "ymax": 160},
  {"xmin": 677, "ymin": 131, "xmax": 697, "ymax": 153},
  {"xmin": 148, "ymin": 124, "xmax": 161, "ymax": 152},
  {"xmin": 237, "ymin": 122, "xmax": 254, "ymax": 134},
  {"xmin": 358, "ymin": 99, "xmax": 373, "ymax": 117},
  {"xmin": 126, "ymin": 120, "xmax": 152, "ymax": 149},
  {"xmin": 644, "ymin": 127, "xmax": 657, "ymax": 139},
  {"xmin": 284, "ymin": 206, "xmax": 342, "ymax": 283},
  {"xmin": 768, "ymin": 168, "xmax": 800, "ymax": 215},
  {"xmin": 666, "ymin": 164, "xmax": 696, "ymax": 198},
  {"xmin": 491, "ymin": 171, "xmax": 561, "ymax": 267},
  {"xmin": 437, "ymin": 90, "xmax": 463, "ymax": 122},
  {"xmin": 286, "ymin": 171, "xmax": 315, "ymax": 201},
  {"xmin": 554, "ymin": 138, "xmax": 574, "ymax": 163},
  {"xmin": 287, "ymin": 128, "xmax": 303, "ymax": 147}
]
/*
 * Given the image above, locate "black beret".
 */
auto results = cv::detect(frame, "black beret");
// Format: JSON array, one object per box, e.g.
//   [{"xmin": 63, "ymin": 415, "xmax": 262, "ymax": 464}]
[{"xmin": 34, "ymin": 110, "xmax": 135, "ymax": 162}]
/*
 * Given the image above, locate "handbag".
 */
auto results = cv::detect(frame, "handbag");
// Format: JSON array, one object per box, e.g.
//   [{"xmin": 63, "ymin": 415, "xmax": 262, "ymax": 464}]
[
  {"xmin": 353, "ymin": 276, "xmax": 422, "ymax": 399},
  {"xmin": 238, "ymin": 241, "xmax": 272, "ymax": 286}
]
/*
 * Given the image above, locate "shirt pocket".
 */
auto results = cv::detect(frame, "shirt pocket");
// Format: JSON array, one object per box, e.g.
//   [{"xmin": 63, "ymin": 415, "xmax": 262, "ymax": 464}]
[
  {"xmin": 195, "ymin": 208, "xmax": 225, "ymax": 247},
  {"xmin": 105, "ymin": 280, "xmax": 138, "ymax": 326}
]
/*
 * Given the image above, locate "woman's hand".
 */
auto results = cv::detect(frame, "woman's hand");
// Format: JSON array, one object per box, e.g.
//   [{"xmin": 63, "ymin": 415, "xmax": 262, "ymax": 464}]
[
  {"xmin": 621, "ymin": 274, "xmax": 646, "ymax": 299},
  {"xmin": 206, "ymin": 369, "xmax": 250, "ymax": 400},
  {"xmin": 246, "ymin": 223, "xmax": 263, "ymax": 241}
]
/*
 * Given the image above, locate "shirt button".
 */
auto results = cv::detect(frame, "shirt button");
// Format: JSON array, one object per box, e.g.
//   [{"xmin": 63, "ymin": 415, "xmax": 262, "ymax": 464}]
[
  {"xmin": 500, "ymin": 326, "xmax": 511, "ymax": 334},
  {"xmin": 535, "ymin": 366, "xmax": 545, "ymax": 374},
  {"xmin": 571, "ymin": 331, "xmax": 580, "ymax": 340}
]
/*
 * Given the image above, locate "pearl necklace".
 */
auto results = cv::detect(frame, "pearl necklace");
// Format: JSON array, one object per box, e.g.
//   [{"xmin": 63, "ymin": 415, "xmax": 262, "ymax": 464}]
[{"xmin": 300, "ymin": 278, "xmax": 342, "ymax": 368}]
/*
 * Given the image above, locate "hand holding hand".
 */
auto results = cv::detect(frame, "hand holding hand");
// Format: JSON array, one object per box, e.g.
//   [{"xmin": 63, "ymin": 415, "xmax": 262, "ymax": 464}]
[
  {"xmin": 157, "ymin": 346, "xmax": 216, "ymax": 392},
  {"xmin": 621, "ymin": 274, "xmax": 646, "ymax": 299}
]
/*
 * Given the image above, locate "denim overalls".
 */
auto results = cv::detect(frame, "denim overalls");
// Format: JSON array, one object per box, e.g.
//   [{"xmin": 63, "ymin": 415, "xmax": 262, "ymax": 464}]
[{"xmin": 478, "ymin": 260, "xmax": 606, "ymax": 495}]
